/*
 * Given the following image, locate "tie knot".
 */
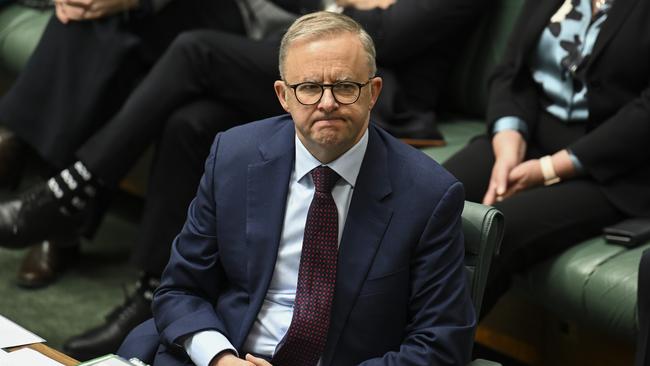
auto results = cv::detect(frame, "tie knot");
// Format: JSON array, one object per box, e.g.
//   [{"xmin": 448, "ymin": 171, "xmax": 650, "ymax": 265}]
[{"xmin": 311, "ymin": 166, "xmax": 339, "ymax": 193}]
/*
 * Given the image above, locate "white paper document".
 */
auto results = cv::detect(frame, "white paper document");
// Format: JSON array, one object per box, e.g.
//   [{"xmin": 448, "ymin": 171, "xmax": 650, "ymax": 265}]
[
  {"xmin": 0, "ymin": 348, "xmax": 63, "ymax": 366},
  {"xmin": 0, "ymin": 315, "xmax": 45, "ymax": 348}
]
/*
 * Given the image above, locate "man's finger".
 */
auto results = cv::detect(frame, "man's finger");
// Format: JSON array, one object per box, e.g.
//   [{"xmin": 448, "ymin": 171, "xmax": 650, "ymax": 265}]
[{"xmin": 245, "ymin": 354, "xmax": 272, "ymax": 366}]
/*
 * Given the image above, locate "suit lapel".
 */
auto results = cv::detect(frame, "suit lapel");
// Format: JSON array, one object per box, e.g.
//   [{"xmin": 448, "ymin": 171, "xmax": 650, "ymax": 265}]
[
  {"xmin": 520, "ymin": 0, "xmax": 564, "ymax": 60},
  {"xmin": 240, "ymin": 119, "xmax": 295, "ymax": 339},
  {"xmin": 322, "ymin": 127, "xmax": 394, "ymax": 365},
  {"xmin": 588, "ymin": 0, "xmax": 638, "ymax": 67}
]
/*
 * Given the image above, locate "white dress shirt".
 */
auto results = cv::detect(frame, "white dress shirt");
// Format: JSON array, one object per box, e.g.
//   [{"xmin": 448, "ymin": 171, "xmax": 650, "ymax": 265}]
[{"xmin": 185, "ymin": 129, "xmax": 369, "ymax": 366}]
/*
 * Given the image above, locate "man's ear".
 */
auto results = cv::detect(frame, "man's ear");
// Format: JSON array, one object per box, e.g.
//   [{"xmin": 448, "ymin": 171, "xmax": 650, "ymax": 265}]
[
  {"xmin": 368, "ymin": 76, "xmax": 383, "ymax": 110},
  {"xmin": 274, "ymin": 80, "xmax": 291, "ymax": 112}
]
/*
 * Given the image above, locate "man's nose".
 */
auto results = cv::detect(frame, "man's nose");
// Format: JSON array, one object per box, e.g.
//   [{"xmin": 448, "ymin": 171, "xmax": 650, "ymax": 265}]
[{"xmin": 317, "ymin": 88, "xmax": 339, "ymax": 111}]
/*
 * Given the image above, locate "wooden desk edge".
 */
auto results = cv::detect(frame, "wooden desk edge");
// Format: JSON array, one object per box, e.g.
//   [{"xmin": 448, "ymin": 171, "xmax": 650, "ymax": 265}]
[{"xmin": 7, "ymin": 342, "xmax": 79, "ymax": 366}]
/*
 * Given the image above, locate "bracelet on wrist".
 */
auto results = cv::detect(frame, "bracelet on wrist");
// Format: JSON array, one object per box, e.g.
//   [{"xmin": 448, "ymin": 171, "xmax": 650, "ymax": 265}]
[{"xmin": 540, "ymin": 155, "xmax": 561, "ymax": 186}]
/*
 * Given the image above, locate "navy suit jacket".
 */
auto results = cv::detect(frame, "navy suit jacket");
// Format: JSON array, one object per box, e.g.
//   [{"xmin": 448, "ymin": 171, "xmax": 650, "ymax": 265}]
[{"xmin": 145, "ymin": 114, "xmax": 475, "ymax": 365}]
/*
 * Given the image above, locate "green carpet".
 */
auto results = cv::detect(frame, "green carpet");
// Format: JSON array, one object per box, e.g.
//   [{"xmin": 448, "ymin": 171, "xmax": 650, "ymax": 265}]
[{"xmin": 0, "ymin": 194, "xmax": 141, "ymax": 353}]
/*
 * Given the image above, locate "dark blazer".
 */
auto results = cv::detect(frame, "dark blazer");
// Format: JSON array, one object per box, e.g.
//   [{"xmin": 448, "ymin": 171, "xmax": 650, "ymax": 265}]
[
  {"xmin": 486, "ymin": 0, "xmax": 650, "ymax": 217},
  {"xmin": 344, "ymin": 0, "xmax": 487, "ymax": 139},
  {"xmin": 133, "ymin": 115, "xmax": 475, "ymax": 365},
  {"xmin": 0, "ymin": 0, "xmax": 249, "ymax": 168}
]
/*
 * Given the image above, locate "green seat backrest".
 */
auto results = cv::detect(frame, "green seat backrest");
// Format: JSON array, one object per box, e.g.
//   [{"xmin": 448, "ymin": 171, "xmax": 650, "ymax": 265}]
[
  {"xmin": 442, "ymin": 0, "xmax": 526, "ymax": 118},
  {"xmin": 462, "ymin": 201, "xmax": 504, "ymax": 318}
]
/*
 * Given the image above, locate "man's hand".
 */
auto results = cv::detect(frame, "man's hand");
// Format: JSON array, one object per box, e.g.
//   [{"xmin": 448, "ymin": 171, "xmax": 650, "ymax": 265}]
[
  {"xmin": 210, "ymin": 352, "xmax": 253, "ymax": 366},
  {"xmin": 210, "ymin": 352, "xmax": 273, "ymax": 366},
  {"xmin": 245, "ymin": 354, "xmax": 273, "ymax": 365},
  {"xmin": 55, "ymin": 0, "xmax": 139, "ymax": 23},
  {"xmin": 336, "ymin": 0, "xmax": 395, "ymax": 10},
  {"xmin": 483, "ymin": 130, "xmax": 527, "ymax": 205}
]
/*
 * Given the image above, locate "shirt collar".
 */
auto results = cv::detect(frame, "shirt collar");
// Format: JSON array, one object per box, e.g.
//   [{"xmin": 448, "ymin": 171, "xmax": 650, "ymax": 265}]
[{"xmin": 294, "ymin": 128, "xmax": 369, "ymax": 188}]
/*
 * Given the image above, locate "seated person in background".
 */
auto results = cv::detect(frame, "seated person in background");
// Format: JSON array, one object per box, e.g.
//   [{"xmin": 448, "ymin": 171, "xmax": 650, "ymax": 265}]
[
  {"xmin": 0, "ymin": 0, "xmax": 485, "ymax": 280},
  {"xmin": 0, "ymin": 0, "xmax": 246, "ymax": 285},
  {"xmin": 118, "ymin": 11, "xmax": 476, "ymax": 366},
  {"xmin": 0, "ymin": 0, "xmax": 485, "ymax": 359},
  {"xmin": 444, "ymin": 0, "xmax": 650, "ymax": 317}
]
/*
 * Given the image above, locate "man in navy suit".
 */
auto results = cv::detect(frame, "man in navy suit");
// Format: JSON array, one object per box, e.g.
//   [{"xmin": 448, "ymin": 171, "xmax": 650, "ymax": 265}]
[{"xmin": 119, "ymin": 11, "xmax": 475, "ymax": 366}]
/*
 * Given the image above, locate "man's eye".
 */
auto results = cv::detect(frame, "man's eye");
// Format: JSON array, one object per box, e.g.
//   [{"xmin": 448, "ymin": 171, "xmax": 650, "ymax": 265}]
[
  {"xmin": 298, "ymin": 84, "xmax": 321, "ymax": 93},
  {"xmin": 334, "ymin": 83, "xmax": 357, "ymax": 95}
]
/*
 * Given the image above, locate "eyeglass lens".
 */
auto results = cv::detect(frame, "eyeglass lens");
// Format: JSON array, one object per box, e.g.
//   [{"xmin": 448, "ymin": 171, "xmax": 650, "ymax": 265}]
[{"xmin": 295, "ymin": 82, "xmax": 362, "ymax": 105}]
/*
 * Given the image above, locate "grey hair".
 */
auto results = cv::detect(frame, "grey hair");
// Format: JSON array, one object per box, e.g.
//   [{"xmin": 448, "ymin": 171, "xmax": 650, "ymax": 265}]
[{"xmin": 278, "ymin": 11, "xmax": 377, "ymax": 80}]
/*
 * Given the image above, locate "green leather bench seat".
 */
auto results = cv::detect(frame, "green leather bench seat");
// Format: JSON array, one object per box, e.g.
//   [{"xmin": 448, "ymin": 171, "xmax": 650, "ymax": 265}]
[
  {"xmin": 0, "ymin": 5, "xmax": 50, "ymax": 90},
  {"xmin": 523, "ymin": 240, "xmax": 649, "ymax": 341}
]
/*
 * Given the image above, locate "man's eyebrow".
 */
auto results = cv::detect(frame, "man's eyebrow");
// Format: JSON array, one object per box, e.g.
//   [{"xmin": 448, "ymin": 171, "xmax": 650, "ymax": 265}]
[
  {"xmin": 293, "ymin": 75, "xmax": 356, "ymax": 83},
  {"xmin": 297, "ymin": 77, "xmax": 321, "ymax": 83}
]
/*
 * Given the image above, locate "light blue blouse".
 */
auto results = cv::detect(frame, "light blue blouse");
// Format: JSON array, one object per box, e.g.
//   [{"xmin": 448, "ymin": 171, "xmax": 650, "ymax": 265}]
[{"xmin": 493, "ymin": 0, "xmax": 615, "ymax": 171}]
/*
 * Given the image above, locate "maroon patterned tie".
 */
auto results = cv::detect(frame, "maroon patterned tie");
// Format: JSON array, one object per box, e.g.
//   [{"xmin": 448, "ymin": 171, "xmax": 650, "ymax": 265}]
[{"xmin": 272, "ymin": 166, "xmax": 340, "ymax": 366}]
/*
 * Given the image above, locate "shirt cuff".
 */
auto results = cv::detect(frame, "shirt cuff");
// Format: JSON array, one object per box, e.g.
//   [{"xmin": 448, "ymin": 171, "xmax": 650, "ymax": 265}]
[
  {"xmin": 492, "ymin": 116, "xmax": 529, "ymax": 139},
  {"xmin": 566, "ymin": 148, "xmax": 585, "ymax": 175},
  {"xmin": 184, "ymin": 330, "xmax": 238, "ymax": 366}
]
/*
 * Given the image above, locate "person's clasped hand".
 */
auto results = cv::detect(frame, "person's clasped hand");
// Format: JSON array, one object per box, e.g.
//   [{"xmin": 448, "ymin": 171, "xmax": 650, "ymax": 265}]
[
  {"xmin": 483, "ymin": 130, "xmax": 527, "ymax": 205},
  {"xmin": 55, "ymin": 0, "xmax": 139, "ymax": 24},
  {"xmin": 499, "ymin": 158, "xmax": 545, "ymax": 199}
]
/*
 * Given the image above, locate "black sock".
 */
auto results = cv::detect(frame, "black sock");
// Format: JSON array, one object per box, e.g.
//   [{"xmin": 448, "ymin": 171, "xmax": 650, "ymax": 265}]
[{"xmin": 47, "ymin": 161, "xmax": 99, "ymax": 216}]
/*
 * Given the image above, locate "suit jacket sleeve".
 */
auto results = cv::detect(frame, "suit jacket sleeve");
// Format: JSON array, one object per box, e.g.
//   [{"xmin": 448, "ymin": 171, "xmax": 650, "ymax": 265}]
[
  {"xmin": 359, "ymin": 182, "xmax": 476, "ymax": 366},
  {"xmin": 152, "ymin": 133, "xmax": 231, "ymax": 347},
  {"xmin": 568, "ymin": 85, "xmax": 650, "ymax": 182},
  {"xmin": 484, "ymin": 0, "xmax": 542, "ymax": 135},
  {"xmin": 343, "ymin": 0, "xmax": 486, "ymax": 62}
]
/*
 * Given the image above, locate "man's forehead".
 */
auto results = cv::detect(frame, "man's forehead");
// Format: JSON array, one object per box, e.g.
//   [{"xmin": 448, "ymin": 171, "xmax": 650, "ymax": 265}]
[
  {"xmin": 283, "ymin": 35, "xmax": 368, "ymax": 79},
  {"xmin": 284, "ymin": 65, "xmax": 364, "ymax": 84},
  {"xmin": 286, "ymin": 32, "xmax": 362, "ymax": 56},
  {"xmin": 290, "ymin": 30, "xmax": 357, "ymax": 47}
]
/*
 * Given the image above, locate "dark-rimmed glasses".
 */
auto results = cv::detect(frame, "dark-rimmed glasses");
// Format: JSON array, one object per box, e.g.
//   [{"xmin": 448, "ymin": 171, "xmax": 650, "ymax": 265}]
[{"xmin": 285, "ymin": 79, "xmax": 372, "ymax": 105}]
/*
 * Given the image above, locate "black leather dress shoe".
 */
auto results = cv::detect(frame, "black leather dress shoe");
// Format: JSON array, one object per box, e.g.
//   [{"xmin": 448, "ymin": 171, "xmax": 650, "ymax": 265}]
[
  {"xmin": 63, "ymin": 285, "xmax": 153, "ymax": 361},
  {"xmin": 0, "ymin": 126, "xmax": 26, "ymax": 189},
  {"xmin": 0, "ymin": 183, "xmax": 87, "ymax": 248},
  {"xmin": 16, "ymin": 238, "xmax": 80, "ymax": 288}
]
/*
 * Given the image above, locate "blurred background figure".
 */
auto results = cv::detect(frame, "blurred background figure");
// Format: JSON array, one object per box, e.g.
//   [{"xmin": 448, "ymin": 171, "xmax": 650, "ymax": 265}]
[{"xmin": 444, "ymin": 0, "xmax": 650, "ymax": 318}]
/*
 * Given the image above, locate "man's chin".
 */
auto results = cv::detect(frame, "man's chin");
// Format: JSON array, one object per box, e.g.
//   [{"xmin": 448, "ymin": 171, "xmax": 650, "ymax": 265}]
[{"xmin": 314, "ymin": 134, "xmax": 344, "ymax": 147}]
